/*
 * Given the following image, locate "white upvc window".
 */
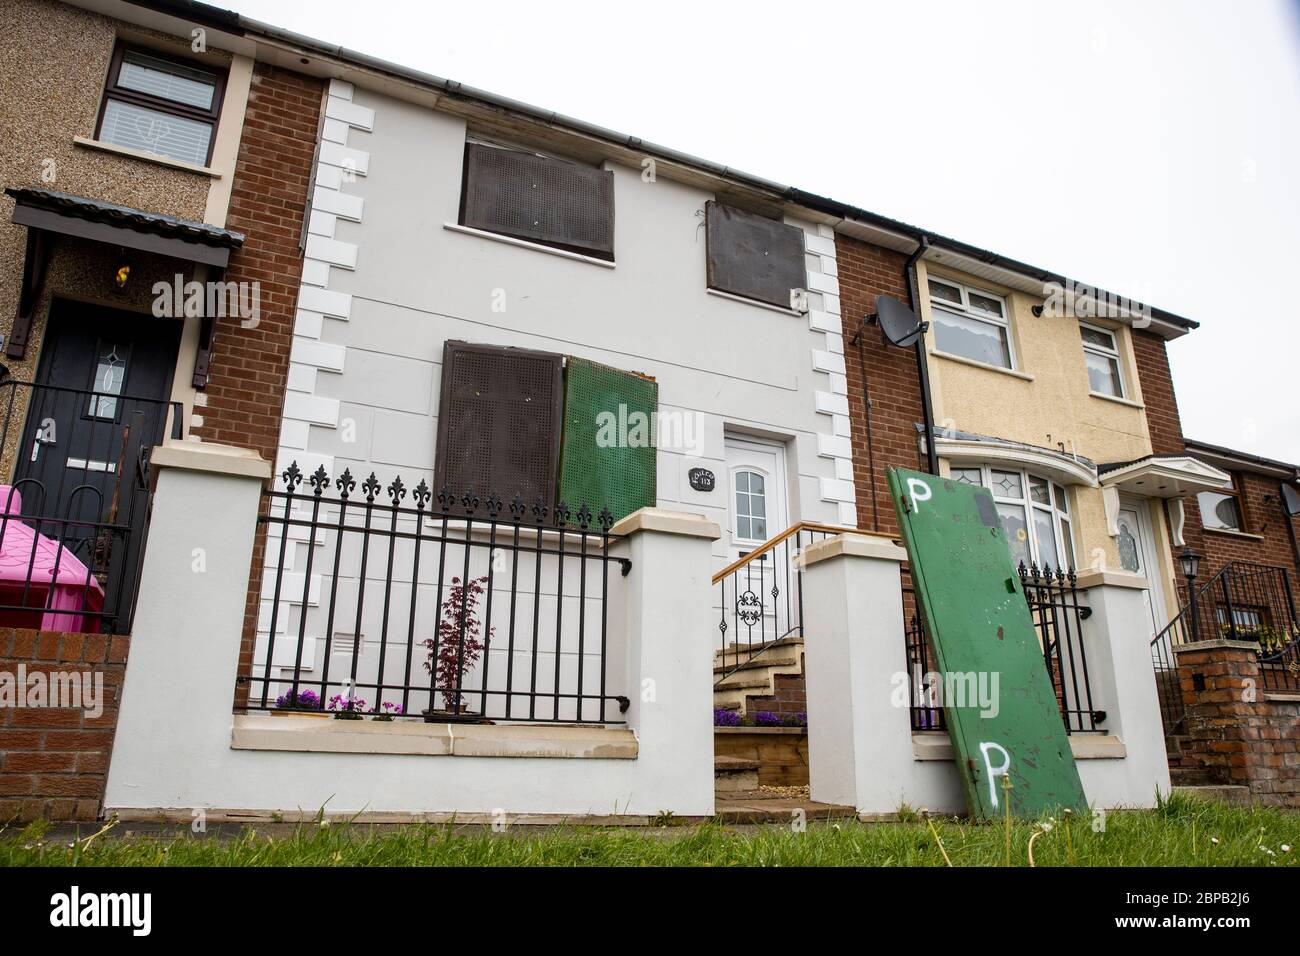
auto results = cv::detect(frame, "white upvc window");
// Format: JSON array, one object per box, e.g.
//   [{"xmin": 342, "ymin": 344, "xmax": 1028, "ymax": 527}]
[
  {"xmin": 1080, "ymin": 323, "xmax": 1126, "ymax": 398},
  {"xmin": 950, "ymin": 465, "xmax": 1076, "ymax": 571},
  {"xmin": 927, "ymin": 276, "xmax": 1015, "ymax": 370}
]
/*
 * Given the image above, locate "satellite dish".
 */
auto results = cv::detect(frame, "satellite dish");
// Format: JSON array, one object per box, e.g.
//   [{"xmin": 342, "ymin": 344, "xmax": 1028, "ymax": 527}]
[
  {"xmin": 1283, "ymin": 483, "xmax": 1300, "ymax": 517},
  {"xmin": 871, "ymin": 295, "xmax": 926, "ymax": 348}
]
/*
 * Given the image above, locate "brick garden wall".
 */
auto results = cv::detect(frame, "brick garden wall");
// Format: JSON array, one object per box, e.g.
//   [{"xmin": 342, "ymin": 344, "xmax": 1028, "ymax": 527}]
[
  {"xmin": 0, "ymin": 628, "xmax": 128, "ymax": 823},
  {"xmin": 1174, "ymin": 641, "xmax": 1300, "ymax": 807},
  {"xmin": 834, "ymin": 234, "xmax": 926, "ymax": 535}
]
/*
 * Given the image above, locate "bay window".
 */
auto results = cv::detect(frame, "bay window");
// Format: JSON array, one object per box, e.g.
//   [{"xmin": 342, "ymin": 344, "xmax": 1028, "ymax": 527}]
[{"xmin": 950, "ymin": 465, "xmax": 1076, "ymax": 570}]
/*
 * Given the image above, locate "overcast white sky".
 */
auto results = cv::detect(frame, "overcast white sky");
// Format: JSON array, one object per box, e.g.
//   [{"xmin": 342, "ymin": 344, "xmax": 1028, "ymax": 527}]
[{"xmin": 227, "ymin": 0, "xmax": 1300, "ymax": 463}]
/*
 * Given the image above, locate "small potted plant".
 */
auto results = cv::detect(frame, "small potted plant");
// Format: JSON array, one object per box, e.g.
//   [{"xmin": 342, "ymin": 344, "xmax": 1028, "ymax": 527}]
[
  {"xmin": 422, "ymin": 576, "xmax": 493, "ymax": 724},
  {"xmin": 327, "ymin": 693, "xmax": 367, "ymax": 720},
  {"xmin": 272, "ymin": 688, "xmax": 327, "ymax": 717},
  {"xmin": 370, "ymin": 701, "xmax": 404, "ymax": 722}
]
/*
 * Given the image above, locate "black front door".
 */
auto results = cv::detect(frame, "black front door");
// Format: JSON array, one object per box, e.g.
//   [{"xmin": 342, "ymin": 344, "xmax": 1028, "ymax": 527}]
[{"xmin": 9, "ymin": 299, "xmax": 182, "ymax": 630}]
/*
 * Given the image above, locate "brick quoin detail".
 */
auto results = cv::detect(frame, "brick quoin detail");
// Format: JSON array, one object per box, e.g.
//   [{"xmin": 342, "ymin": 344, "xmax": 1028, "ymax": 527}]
[
  {"xmin": 834, "ymin": 234, "xmax": 926, "ymax": 535},
  {"xmin": 0, "ymin": 628, "xmax": 129, "ymax": 823}
]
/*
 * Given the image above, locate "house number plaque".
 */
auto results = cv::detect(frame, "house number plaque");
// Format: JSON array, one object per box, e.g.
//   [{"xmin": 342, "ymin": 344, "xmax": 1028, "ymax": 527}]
[{"xmin": 688, "ymin": 468, "xmax": 716, "ymax": 492}]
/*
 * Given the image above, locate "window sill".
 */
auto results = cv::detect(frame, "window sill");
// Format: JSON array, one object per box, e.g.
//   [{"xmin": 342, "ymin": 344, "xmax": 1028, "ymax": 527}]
[
  {"xmin": 913, "ymin": 732, "xmax": 1125, "ymax": 761},
  {"xmin": 442, "ymin": 223, "xmax": 615, "ymax": 269},
  {"xmin": 930, "ymin": 350, "xmax": 1034, "ymax": 381},
  {"xmin": 73, "ymin": 136, "xmax": 222, "ymax": 178},
  {"xmin": 706, "ymin": 287, "xmax": 802, "ymax": 316},
  {"xmin": 231, "ymin": 713, "xmax": 637, "ymax": 758},
  {"xmin": 1089, "ymin": 391, "xmax": 1144, "ymax": 409},
  {"xmin": 1204, "ymin": 527, "xmax": 1264, "ymax": 542}
]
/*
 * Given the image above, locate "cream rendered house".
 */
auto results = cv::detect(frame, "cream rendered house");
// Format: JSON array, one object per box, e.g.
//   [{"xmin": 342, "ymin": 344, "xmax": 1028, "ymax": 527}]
[{"xmin": 914, "ymin": 251, "xmax": 1228, "ymax": 641}]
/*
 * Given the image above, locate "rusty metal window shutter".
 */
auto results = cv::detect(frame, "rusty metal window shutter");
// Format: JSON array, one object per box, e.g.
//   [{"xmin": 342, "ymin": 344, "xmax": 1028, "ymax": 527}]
[
  {"xmin": 460, "ymin": 143, "xmax": 615, "ymax": 259},
  {"xmin": 705, "ymin": 201, "xmax": 806, "ymax": 309},
  {"xmin": 433, "ymin": 341, "xmax": 564, "ymax": 510}
]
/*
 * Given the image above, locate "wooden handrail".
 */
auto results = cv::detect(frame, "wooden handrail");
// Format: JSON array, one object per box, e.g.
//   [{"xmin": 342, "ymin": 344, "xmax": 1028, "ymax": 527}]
[{"xmin": 711, "ymin": 521, "xmax": 854, "ymax": 584}]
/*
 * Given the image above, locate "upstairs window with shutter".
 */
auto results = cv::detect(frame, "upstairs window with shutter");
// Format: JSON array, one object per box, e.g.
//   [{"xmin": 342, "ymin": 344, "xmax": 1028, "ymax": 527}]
[
  {"xmin": 704, "ymin": 201, "xmax": 806, "ymax": 310},
  {"xmin": 433, "ymin": 341, "xmax": 565, "ymax": 510},
  {"xmin": 459, "ymin": 142, "xmax": 615, "ymax": 259}
]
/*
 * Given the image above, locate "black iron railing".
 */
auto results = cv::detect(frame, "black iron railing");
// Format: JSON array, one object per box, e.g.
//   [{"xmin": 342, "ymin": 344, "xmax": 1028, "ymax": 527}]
[
  {"xmin": 713, "ymin": 523, "xmax": 840, "ymax": 682},
  {"xmin": 907, "ymin": 563, "xmax": 1102, "ymax": 734},
  {"xmin": 0, "ymin": 381, "xmax": 182, "ymax": 633},
  {"xmin": 1151, "ymin": 561, "xmax": 1300, "ymax": 732},
  {"xmin": 247, "ymin": 463, "xmax": 631, "ymax": 724}
]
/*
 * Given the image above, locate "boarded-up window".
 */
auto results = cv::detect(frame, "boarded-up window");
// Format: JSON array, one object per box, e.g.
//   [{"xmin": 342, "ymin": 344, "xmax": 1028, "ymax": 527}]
[
  {"xmin": 705, "ymin": 201, "xmax": 806, "ymax": 309},
  {"xmin": 433, "ymin": 341, "xmax": 564, "ymax": 511},
  {"xmin": 460, "ymin": 142, "xmax": 615, "ymax": 259},
  {"xmin": 558, "ymin": 358, "xmax": 658, "ymax": 522}
]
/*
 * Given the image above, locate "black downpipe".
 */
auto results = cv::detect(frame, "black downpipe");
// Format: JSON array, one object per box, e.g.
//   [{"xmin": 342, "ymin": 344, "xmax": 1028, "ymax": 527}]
[
  {"xmin": 905, "ymin": 235, "xmax": 939, "ymax": 474},
  {"xmin": 1282, "ymin": 481, "xmax": 1300, "ymax": 586}
]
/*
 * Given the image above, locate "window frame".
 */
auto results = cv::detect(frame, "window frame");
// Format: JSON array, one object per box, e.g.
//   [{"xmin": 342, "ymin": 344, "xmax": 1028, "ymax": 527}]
[
  {"xmin": 95, "ymin": 42, "xmax": 226, "ymax": 167},
  {"xmin": 1079, "ymin": 322, "xmax": 1127, "ymax": 399},
  {"xmin": 950, "ymin": 464, "xmax": 1075, "ymax": 570},
  {"xmin": 1198, "ymin": 480, "xmax": 1247, "ymax": 534},
  {"xmin": 926, "ymin": 275, "xmax": 1017, "ymax": 371}
]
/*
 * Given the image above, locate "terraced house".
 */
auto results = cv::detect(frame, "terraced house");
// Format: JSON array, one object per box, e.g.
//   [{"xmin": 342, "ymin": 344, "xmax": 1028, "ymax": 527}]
[{"xmin": 0, "ymin": 0, "xmax": 1293, "ymax": 824}]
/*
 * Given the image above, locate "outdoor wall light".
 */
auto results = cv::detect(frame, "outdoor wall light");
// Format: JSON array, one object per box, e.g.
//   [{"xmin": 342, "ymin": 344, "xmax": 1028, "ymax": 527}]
[{"xmin": 1178, "ymin": 547, "xmax": 1202, "ymax": 582}]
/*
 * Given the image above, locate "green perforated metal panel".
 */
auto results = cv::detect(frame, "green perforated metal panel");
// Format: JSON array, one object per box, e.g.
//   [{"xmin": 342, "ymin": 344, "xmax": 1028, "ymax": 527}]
[
  {"xmin": 558, "ymin": 357, "xmax": 657, "ymax": 522},
  {"xmin": 888, "ymin": 466, "xmax": 1088, "ymax": 821}
]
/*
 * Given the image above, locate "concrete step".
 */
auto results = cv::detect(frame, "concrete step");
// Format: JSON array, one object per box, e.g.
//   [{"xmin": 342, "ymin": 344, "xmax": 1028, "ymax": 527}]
[
  {"xmin": 714, "ymin": 756, "xmax": 760, "ymax": 793},
  {"xmin": 712, "ymin": 655, "xmax": 799, "ymax": 677},
  {"xmin": 1172, "ymin": 785, "xmax": 1253, "ymax": 807},
  {"xmin": 714, "ymin": 636, "xmax": 803, "ymax": 662}
]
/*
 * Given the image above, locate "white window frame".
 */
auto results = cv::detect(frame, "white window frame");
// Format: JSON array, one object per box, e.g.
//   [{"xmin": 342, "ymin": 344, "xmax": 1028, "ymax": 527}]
[
  {"xmin": 1080, "ymin": 322, "xmax": 1126, "ymax": 399},
  {"xmin": 949, "ymin": 464, "xmax": 1076, "ymax": 570},
  {"xmin": 926, "ymin": 276, "xmax": 1017, "ymax": 370}
]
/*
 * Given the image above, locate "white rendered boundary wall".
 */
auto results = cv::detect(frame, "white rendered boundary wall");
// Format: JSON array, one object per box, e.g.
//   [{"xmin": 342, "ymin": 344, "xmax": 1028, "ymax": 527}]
[
  {"xmin": 801, "ymin": 534, "xmax": 1171, "ymax": 818},
  {"xmin": 105, "ymin": 441, "xmax": 718, "ymax": 821}
]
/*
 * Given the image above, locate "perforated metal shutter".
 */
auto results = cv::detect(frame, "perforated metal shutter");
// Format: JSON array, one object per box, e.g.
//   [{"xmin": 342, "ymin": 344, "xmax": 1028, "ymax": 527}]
[
  {"xmin": 461, "ymin": 143, "xmax": 615, "ymax": 259},
  {"xmin": 558, "ymin": 357, "xmax": 657, "ymax": 523},
  {"xmin": 433, "ymin": 341, "xmax": 564, "ymax": 511},
  {"xmin": 705, "ymin": 201, "xmax": 806, "ymax": 309}
]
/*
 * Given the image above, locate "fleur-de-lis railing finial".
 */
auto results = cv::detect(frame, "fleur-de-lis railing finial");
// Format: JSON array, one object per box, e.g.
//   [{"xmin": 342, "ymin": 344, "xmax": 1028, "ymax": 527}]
[
  {"xmin": 282, "ymin": 460, "xmax": 303, "ymax": 491},
  {"xmin": 576, "ymin": 503, "xmax": 592, "ymax": 530},
  {"xmin": 387, "ymin": 475, "xmax": 406, "ymax": 505},
  {"xmin": 412, "ymin": 479, "xmax": 432, "ymax": 510},
  {"xmin": 336, "ymin": 467, "xmax": 356, "ymax": 499},
  {"xmin": 598, "ymin": 506, "xmax": 614, "ymax": 533},
  {"xmin": 309, "ymin": 464, "xmax": 329, "ymax": 496},
  {"xmin": 361, "ymin": 472, "xmax": 381, "ymax": 503}
]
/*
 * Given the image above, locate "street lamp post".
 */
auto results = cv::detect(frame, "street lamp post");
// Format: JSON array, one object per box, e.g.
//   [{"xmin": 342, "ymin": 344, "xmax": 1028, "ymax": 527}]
[{"xmin": 1179, "ymin": 547, "xmax": 1202, "ymax": 643}]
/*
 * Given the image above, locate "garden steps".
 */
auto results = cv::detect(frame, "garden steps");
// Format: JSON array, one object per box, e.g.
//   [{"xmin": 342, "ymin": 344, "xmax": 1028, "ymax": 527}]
[
  {"xmin": 712, "ymin": 637, "xmax": 805, "ymax": 715},
  {"xmin": 714, "ymin": 756, "xmax": 760, "ymax": 793}
]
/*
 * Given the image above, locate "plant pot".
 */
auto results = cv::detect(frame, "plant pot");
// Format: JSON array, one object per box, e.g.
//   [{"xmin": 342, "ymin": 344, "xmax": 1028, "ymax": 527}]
[
  {"xmin": 421, "ymin": 712, "xmax": 491, "ymax": 723},
  {"xmin": 270, "ymin": 709, "xmax": 330, "ymax": 718}
]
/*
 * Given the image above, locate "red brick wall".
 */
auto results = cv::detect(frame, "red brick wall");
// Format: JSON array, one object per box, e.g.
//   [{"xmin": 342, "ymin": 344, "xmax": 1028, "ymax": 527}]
[
  {"xmin": 1175, "ymin": 642, "xmax": 1300, "ymax": 807},
  {"xmin": 0, "ymin": 628, "xmax": 128, "ymax": 822},
  {"xmin": 200, "ymin": 63, "xmax": 323, "ymax": 462},
  {"xmin": 1131, "ymin": 330, "xmax": 1300, "ymax": 586},
  {"xmin": 834, "ymin": 235, "xmax": 925, "ymax": 534}
]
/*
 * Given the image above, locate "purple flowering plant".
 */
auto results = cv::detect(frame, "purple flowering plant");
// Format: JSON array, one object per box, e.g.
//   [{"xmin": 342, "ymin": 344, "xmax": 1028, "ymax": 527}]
[
  {"xmin": 328, "ymin": 693, "xmax": 367, "ymax": 719},
  {"xmin": 274, "ymin": 688, "xmax": 321, "ymax": 711},
  {"xmin": 370, "ymin": 701, "xmax": 404, "ymax": 722}
]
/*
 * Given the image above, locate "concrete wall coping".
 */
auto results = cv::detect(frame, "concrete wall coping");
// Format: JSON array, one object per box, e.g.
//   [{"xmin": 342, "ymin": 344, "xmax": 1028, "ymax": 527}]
[
  {"xmin": 608, "ymin": 507, "xmax": 721, "ymax": 540},
  {"xmin": 912, "ymin": 732, "xmax": 1127, "ymax": 761},
  {"xmin": 231, "ymin": 714, "xmax": 638, "ymax": 759},
  {"xmin": 1171, "ymin": 638, "xmax": 1261, "ymax": 656},
  {"xmin": 802, "ymin": 532, "xmax": 907, "ymax": 567},
  {"xmin": 1073, "ymin": 568, "xmax": 1150, "ymax": 590},
  {"xmin": 151, "ymin": 439, "xmax": 272, "ymax": 480}
]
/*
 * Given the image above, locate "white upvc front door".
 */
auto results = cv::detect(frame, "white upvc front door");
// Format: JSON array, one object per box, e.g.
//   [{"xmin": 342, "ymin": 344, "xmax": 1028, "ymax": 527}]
[{"xmin": 1117, "ymin": 495, "xmax": 1170, "ymax": 639}]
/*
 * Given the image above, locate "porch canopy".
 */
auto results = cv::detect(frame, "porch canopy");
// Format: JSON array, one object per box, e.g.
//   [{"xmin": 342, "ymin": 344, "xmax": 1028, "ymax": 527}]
[
  {"xmin": 4, "ymin": 187, "xmax": 246, "ymax": 382},
  {"xmin": 1098, "ymin": 454, "xmax": 1232, "ymax": 545}
]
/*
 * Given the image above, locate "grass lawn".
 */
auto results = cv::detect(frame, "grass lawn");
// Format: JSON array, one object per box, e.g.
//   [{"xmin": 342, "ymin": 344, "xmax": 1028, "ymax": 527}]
[{"xmin": 1, "ymin": 793, "xmax": 1296, "ymax": 867}]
